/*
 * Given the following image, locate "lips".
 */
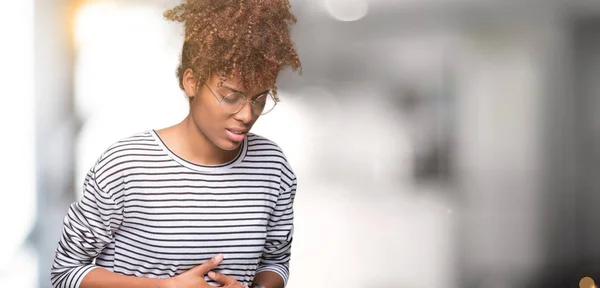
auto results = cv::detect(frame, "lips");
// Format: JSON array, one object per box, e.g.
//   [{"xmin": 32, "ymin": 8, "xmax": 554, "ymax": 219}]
[
  {"xmin": 226, "ymin": 128, "xmax": 247, "ymax": 134},
  {"xmin": 225, "ymin": 128, "xmax": 248, "ymax": 142}
]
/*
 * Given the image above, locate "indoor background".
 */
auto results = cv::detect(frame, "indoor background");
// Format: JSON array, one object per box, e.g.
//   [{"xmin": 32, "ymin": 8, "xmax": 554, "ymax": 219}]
[{"xmin": 1, "ymin": 0, "xmax": 600, "ymax": 287}]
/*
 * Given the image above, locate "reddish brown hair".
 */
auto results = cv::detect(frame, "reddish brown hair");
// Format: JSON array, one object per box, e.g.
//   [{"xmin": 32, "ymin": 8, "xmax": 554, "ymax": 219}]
[{"xmin": 164, "ymin": 0, "xmax": 302, "ymax": 96}]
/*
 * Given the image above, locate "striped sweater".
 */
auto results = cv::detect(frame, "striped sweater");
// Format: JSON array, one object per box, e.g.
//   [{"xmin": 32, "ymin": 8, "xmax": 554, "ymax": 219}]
[{"xmin": 51, "ymin": 130, "xmax": 297, "ymax": 288}]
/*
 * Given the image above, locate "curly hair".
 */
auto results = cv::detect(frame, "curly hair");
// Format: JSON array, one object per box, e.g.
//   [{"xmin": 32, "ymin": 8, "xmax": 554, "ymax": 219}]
[{"xmin": 164, "ymin": 0, "xmax": 302, "ymax": 98}]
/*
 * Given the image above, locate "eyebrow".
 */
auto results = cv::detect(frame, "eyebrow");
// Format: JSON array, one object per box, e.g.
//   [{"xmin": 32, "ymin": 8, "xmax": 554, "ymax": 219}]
[{"xmin": 222, "ymin": 85, "xmax": 270, "ymax": 98}]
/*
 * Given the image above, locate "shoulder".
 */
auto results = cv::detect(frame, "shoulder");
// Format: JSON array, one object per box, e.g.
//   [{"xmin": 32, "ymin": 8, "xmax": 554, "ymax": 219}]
[
  {"xmin": 245, "ymin": 133, "xmax": 289, "ymax": 161},
  {"xmin": 245, "ymin": 133, "xmax": 296, "ymax": 184},
  {"xmin": 91, "ymin": 130, "xmax": 163, "ymax": 187}
]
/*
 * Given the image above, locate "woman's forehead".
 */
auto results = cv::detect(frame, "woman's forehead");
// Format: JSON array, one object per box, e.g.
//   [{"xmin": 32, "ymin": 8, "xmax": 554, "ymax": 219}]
[{"xmin": 215, "ymin": 74, "xmax": 272, "ymax": 94}]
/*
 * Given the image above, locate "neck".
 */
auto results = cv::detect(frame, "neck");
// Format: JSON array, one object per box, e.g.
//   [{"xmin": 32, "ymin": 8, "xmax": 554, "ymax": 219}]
[{"xmin": 173, "ymin": 115, "xmax": 240, "ymax": 166}]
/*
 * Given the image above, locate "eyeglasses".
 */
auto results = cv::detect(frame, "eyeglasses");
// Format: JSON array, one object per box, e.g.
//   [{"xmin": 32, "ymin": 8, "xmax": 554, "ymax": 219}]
[{"xmin": 204, "ymin": 83, "xmax": 278, "ymax": 116}]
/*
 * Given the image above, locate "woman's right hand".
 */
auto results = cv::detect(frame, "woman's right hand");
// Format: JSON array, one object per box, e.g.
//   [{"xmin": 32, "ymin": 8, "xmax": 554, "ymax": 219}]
[{"xmin": 160, "ymin": 254, "xmax": 225, "ymax": 288}]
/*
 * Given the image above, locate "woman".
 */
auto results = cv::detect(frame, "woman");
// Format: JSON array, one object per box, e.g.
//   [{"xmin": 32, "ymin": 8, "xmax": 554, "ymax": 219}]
[{"xmin": 50, "ymin": 1, "xmax": 302, "ymax": 287}]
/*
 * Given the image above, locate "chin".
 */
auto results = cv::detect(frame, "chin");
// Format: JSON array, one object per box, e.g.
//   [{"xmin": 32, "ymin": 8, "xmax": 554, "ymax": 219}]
[{"xmin": 216, "ymin": 138, "xmax": 243, "ymax": 151}]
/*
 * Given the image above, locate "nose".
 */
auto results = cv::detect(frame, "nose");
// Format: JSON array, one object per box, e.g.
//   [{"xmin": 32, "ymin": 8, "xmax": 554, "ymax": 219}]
[{"xmin": 233, "ymin": 100, "xmax": 253, "ymax": 124}]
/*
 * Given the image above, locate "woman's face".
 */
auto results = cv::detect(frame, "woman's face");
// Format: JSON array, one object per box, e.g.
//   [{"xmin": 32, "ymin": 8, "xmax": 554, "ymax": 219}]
[{"xmin": 183, "ymin": 70, "xmax": 271, "ymax": 151}]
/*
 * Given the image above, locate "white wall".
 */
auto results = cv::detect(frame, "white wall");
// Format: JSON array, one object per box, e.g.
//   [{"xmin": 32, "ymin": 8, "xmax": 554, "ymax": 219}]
[{"xmin": 0, "ymin": 0, "xmax": 38, "ymax": 287}]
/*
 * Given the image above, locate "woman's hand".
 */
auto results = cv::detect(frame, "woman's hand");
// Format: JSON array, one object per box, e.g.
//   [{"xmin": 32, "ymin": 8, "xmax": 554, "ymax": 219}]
[
  {"xmin": 161, "ymin": 254, "xmax": 232, "ymax": 288},
  {"xmin": 208, "ymin": 271, "xmax": 247, "ymax": 288}
]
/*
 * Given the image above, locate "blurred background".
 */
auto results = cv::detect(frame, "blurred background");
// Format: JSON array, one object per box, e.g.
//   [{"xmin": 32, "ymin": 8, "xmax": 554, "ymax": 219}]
[{"xmin": 2, "ymin": 0, "xmax": 600, "ymax": 287}]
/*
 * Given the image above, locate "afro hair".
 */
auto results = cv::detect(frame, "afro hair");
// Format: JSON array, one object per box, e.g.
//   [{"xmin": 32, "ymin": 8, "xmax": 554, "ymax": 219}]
[{"xmin": 164, "ymin": 0, "xmax": 302, "ymax": 97}]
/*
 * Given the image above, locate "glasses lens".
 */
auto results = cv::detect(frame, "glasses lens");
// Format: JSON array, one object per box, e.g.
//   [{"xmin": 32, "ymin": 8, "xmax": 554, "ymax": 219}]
[
  {"xmin": 254, "ymin": 93, "xmax": 276, "ymax": 115},
  {"xmin": 221, "ymin": 92, "xmax": 246, "ymax": 114}
]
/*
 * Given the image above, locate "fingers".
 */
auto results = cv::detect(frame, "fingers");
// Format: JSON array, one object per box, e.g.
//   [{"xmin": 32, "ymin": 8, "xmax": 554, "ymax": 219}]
[
  {"xmin": 207, "ymin": 271, "xmax": 236, "ymax": 285},
  {"xmin": 190, "ymin": 254, "xmax": 224, "ymax": 275}
]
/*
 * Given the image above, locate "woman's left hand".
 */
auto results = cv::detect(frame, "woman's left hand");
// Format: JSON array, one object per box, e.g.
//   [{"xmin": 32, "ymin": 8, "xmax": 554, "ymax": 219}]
[{"xmin": 207, "ymin": 271, "xmax": 248, "ymax": 288}]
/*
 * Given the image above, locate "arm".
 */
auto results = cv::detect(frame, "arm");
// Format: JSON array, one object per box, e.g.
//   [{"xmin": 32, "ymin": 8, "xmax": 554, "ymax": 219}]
[
  {"xmin": 251, "ymin": 271, "xmax": 285, "ymax": 288},
  {"xmin": 50, "ymin": 167, "xmax": 163, "ymax": 288},
  {"xmin": 51, "ymin": 165, "xmax": 222, "ymax": 288},
  {"xmin": 80, "ymin": 269, "xmax": 165, "ymax": 288},
  {"xmin": 79, "ymin": 257, "xmax": 224, "ymax": 288},
  {"xmin": 253, "ymin": 173, "xmax": 297, "ymax": 288}
]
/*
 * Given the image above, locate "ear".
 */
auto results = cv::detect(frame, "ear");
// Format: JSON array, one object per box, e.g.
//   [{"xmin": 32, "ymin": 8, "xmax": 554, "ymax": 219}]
[{"xmin": 182, "ymin": 68, "xmax": 198, "ymax": 98}]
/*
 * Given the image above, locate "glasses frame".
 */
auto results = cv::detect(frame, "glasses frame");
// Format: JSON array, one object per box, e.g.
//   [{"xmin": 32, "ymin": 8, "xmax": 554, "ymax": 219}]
[{"xmin": 204, "ymin": 83, "xmax": 278, "ymax": 116}]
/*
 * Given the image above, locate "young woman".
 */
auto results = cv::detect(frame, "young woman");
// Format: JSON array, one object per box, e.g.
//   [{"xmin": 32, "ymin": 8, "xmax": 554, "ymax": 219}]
[{"xmin": 50, "ymin": 1, "xmax": 302, "ymax": 287}]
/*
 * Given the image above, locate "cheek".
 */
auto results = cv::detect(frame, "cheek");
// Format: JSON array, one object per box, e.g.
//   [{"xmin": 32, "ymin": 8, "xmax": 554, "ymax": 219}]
[{"xmin": 191, "ymin": 98, "xmax": 226, "ymax": 129}]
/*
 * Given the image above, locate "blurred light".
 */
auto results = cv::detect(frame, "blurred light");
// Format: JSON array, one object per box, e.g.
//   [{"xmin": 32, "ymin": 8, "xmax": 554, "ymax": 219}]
[
  {"xmin": 249, "ymin": 91, "xmax": 313, "ymax": 175},
  {"xmin": 297, "ymin": 86, "xmax": 342, "ymax": 137},
  {"xmin": 73, "ymin": 2, "xmax": 119, "ymax": 48},
  {"xmin": 73, "ymin": 1, "xmax": 187, "ymax": 198},
  {"xmin": 73, "ymin": 1, "xmax": 178, "ymax": 118},
  {"xmin": 0, "ymin": 0, "xmax": 36, "ymax": 272},
  {"xmin": 324, "ymin": 0, "xmax": 369, "ymax": 22},
  {"xmin": 0, "ymin": 245, "xmax": 38, "ymax": 288},
  {"xmin": 580, "ymin": 277, "xmax": 596, "ymax": 288}
]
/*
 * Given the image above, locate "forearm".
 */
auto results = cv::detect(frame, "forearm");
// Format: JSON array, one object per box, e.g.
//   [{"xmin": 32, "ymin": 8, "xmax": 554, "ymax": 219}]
[
  {"xmin": 252, "ymin": 271, "xmax": 285, "ymax": 288},
  {"xmin": 81, "ymin": 267, "xmax": 167, "ymax": 288}
]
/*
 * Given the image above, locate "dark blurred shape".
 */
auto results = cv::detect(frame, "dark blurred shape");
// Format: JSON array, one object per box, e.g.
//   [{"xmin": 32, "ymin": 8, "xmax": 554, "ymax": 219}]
[{"xmin": 536, "ymin": 15, "xmax": 600, "ymax": 288}]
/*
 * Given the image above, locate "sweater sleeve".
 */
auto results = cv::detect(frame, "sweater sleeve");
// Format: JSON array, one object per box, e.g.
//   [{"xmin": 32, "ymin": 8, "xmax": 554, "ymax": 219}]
[
  {"xmin": 255, "ymin": 169, "xmax": 297, "ymax": 286},
  {"xmin": 50, "ymin": 167, "xmax": 123, "ymax": 288}
]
